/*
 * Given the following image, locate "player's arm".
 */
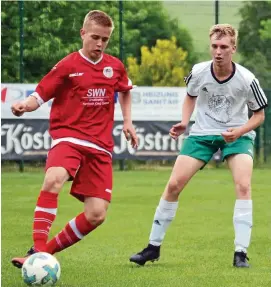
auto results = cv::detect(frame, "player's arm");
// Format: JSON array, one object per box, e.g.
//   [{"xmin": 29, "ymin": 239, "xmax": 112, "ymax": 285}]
[
  {"xmin": 222, "ymin": 109, "xmax": 265, "ymax": 143},
  {"xmin": 118, "ymin": 90, "xmax": 138, "ymax": 148},
  {"xmin": 34, "ymin": 59, "xmax": 69, "ymax": 104},
  {"xmin": 116, "ymin": 68, "xmax": 133, "ymax": 124},
  {"xmin": 237, "ymin": 77, "xmax": 267, "ymax": 135},
  {"xmin": 11, "ymin": 95, "xmax": 40, "ymax": 117},
  {"xmin": 243, "ymin": 77, "xmax": 268, "ymax": 134},
  {"xmin": 181, "ymin": 95, "xmax": 197, "ymax": 126},
  {"xmin": 170, "ymin": 68, "xmax": 198, "ymax": 140},
  {"xmin": 11, "ymin": 59, "xmax": 69, "ymax": 117},
  {"xmin": 118, "ymin": 90, "xmax": 132, "ymax": 123},
  {"xmin": 238, "ymin": 109, "xmax": 265, "ymax": 135},
  {"xmin": 222, "ymin": 78, "xmax": 268, "ymax": 142},
  {"xmin": 116, "ymin": 63, "xmax": 138, "ymax": 148},
  {"xmin": 182, "ymin": 69, "xmax": 198, "ymax": 125}
]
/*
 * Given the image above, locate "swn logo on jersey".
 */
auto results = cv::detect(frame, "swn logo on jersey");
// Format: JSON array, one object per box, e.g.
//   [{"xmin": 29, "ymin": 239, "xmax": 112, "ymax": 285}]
[
  {"xmin": 69, "ymin": 73, "xmax": 84, "ymax": 77},
  {"xmin": 87, "ymin": 88, "xmax": 106, "ymax": 97},
  {"xmin": 83, "ymin": 88, "xmax": 108, "ymax": 107}
]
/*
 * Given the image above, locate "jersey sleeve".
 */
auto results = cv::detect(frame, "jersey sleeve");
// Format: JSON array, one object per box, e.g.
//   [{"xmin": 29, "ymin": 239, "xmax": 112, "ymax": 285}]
[
  {"xmin": 184, "ymin": 65, "xmax": 198, "ymax": 97},
  {"xmin": 247, "ymin": 78, "xmax": 268, "ymax": 111},
  {"xmin": 33, "ymin": 59, "xmax": 70, "ymax": 104},
  {"xmin": 115, "ymin": 63, "xmax": 133, "ymax": 92}
]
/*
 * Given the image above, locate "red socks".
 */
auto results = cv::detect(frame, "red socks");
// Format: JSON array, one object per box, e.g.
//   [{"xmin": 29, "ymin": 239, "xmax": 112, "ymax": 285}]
[
  {"xmin": 33, "ymin": 191, "xmax": 96, "ymax": 254},
  {"xmin": 33, "ymin": 191, "xmax": 58, "ymax": 252},
  {"xmin": 46, "ymin": 212, "xmax": 96, "ymax": 254}
]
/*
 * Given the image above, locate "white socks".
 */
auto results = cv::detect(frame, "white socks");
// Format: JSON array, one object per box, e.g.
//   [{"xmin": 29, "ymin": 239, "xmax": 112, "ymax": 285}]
[
  {"xmin": 149, "ymin": 198, "xmax": 178, "ymax": 246},
  {"xmin": 149, "ymin": 198, "xmax": 253, "ymax": 252},
  {"xmin": 233, "ymin": 199, "xmax": 253, "ymax": 253}
]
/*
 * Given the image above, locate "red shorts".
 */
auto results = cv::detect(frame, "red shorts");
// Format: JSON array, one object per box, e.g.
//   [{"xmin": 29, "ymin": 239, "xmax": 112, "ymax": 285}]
[{"xmin": 45, "ymin": 142, "xmax": 113, "ymax": 202}]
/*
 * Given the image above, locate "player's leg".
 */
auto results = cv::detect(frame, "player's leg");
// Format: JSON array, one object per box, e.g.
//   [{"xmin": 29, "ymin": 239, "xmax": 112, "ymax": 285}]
[
  {"xmin": 149, "ymin": 155, "xmax": 205, "ymax": 245},
  {"xmin": 130, "ymin": 155, "xmax": 205, "ymax": 265},
  {"xmin": 46, "ymin": 148, "xmax": 112, "ymax": 254},
  {"xmin": 129, "ymin": 155, "xmax": 204, "ymax": 265},
  {"xmin": 46, "ymin": 197, "xmax": 109, "ymax": 254},
  {"xmin": 33, "ymin": 143, "xmax": 84, "ymax": 252},
  {"xmin": 11, "ymin": 143, "xmax": 82, "ymax": 268},
  {"xmin": 223, "ymin": 137, "xmax": 254, "ymax": 268},
  {"xmin": 32, "ymin": 167, "xmax": 70, "ymax": 252},
  {"xmin": 130, "ymin": 136, "xmax": 217, "ymax": 266}
]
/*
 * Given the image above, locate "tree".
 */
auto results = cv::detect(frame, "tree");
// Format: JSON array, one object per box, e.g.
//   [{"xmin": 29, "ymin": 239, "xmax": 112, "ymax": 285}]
[
  {"xmin": 260, "ymin": 19, "xmax": 271, "ymax": 40},
  {"xmin": 1, "ymin": 1, "xmax": 196, "ymax": 83},
  {"xmin": 238, "ymin": 1, "xmax": 271, "ymax": 88},
  {"xmin": 1, "ymin": 1, "xmax": 119, "ymax": 83},
  {"xmin": 121, "ymin": 1, "xmax": 196, "ymax": 65},
  {"xmin": 127, "ymin": 37, "xmax": 189, "ymax": 87}
]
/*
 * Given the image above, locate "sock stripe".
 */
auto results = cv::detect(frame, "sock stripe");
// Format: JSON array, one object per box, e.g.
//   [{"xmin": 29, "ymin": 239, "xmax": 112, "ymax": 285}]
[
  {"xmin": 34, "ymin": 218, "xmax": 53, "ymax": 224},
  {"xmin": 63, "ymin": 228, "xmax": 73, "ymax": 244},
  {"xmin": 69, "ymin": 218, "xmax": 84, "ymax": 239},
  {"xmin": 46, "ymin": 213, "xmax": 97, "ymax": 255},
  {"xmin": 56, "ymin": 235, "xmax": 64, "ymax": 249},
  {"xmin": 35, "ymin": 206, "xmax": 57, "ymax": 215},
  {"xmin": 33, "ymin": 229, "xmax": 49, "ymax": 235}
]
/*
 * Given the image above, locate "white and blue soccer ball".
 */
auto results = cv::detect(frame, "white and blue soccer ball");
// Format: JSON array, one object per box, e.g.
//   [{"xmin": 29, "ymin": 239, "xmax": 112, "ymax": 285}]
[{"xmin": 22, "ymin": 252, "xmax": 61, "ymax": 286}]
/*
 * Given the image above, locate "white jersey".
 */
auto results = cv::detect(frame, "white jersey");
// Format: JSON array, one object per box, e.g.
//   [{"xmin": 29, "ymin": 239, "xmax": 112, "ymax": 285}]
[{"xmin": 185, "ymin": 61, "xmax": 268, "ymax": 139}]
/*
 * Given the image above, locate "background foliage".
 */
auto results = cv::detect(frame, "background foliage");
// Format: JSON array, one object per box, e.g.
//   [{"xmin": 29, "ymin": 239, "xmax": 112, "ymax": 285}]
[
  {"xmin": 238, "ymin": 1, "xmax": 271, "ymax": 88},
  {"xmin": 1, "ymin": 1, "xmax": 195, "ymax": 83},
  {"xmin": 128, "ymin": 37, "xmax": 189, "ymax": 87}
]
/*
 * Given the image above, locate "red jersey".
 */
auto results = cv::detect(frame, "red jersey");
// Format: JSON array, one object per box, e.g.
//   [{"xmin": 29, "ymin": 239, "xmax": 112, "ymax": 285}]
[{"xmin": 35, "ymin": 51, "xmax": 132, "ymax": 152}]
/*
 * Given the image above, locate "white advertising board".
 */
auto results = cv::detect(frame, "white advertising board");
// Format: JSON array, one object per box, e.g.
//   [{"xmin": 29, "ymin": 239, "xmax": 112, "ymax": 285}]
[{"xmin": 1, "ymin": 84, "xmax": 194, "ymax": 121}]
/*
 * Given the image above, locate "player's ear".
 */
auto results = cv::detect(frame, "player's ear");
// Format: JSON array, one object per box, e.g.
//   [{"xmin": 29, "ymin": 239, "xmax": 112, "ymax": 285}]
[{"xmin": 80, "ymin": 28, "xmax": 86, "ymax": 40}]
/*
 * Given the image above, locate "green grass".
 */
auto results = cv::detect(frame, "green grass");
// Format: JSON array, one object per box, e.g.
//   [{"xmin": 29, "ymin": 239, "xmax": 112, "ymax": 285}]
[
  {"xmin": 2, "ymin": 169, "xmax": 271, "ymax": 287},
  {"xmin": 163, "ymin": 1, "xmax": 243, "ymax": 61}
]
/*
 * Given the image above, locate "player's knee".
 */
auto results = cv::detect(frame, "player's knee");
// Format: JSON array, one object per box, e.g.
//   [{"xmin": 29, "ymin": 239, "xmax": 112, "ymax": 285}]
[
  {"xmin": 43, "ymin": 170, "xmax": 66, "ymax": 192},
  {"xmin": 167, "ymin": 178, "xmax": 185, "ymax": 196},
  {"xmin": 168, "ymin": 177, "xmax": 188, "ymax": 194},
  {"xmin": 84, "ymin": 210, "xmax": 106, "ymax": 226},
  {"xmin": 236, "ymin": 181, "xmax": 251, "ymax": 198}
]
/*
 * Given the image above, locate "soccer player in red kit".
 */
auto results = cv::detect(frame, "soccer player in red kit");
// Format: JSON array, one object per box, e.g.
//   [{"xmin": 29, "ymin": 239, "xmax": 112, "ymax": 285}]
[{"xmin": 11, "ymin": 10, "xmax": 138, "ymax": 268}]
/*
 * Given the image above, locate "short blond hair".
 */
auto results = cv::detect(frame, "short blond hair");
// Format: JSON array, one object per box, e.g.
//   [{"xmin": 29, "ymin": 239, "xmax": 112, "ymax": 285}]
[
  {"xmin": 83, "ymin": 10, "xmax": 114, "ymax": 29},
  {"xmin": 209, "ymin": 24, "xmax": 238, "ymax": 46}
]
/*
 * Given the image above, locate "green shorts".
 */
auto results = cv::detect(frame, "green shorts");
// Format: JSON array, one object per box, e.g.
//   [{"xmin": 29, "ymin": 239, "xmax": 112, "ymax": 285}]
[{"xmin": 180, "ymin": 135, "xmax": 254, "ymax": 164}]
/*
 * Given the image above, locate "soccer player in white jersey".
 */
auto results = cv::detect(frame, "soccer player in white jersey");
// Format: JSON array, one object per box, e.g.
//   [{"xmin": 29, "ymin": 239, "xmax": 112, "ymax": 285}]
[{"xmin": 130, "ymin": 24, "xmax": 268, "ymax": 268}]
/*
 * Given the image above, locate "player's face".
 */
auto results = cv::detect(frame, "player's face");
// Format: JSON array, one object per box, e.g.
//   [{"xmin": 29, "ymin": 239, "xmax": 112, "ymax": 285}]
[
  {"xmin": 210, "ymin": 34, "xmax": 236, "ymax": 67},
  {"xmin": 80, "ymin": 21, "xmax": 113, "ymax": 61}
]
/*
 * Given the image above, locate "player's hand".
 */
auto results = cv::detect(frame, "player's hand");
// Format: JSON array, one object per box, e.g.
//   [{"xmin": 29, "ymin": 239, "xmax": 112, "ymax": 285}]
[
  {"xmin": 221, "ymin": 128, "xmax": 242, "ymax": 143},
  {"xmin": 169, "ymin": 122, "xmax": 187, "ymax": 140},
  {"xmin": 123, "ymin": 121, "xmax": 139, "ymax": 149},
  {"xmin": 11, "ymin": 102, "xmax": 27, "ymax": 117}
]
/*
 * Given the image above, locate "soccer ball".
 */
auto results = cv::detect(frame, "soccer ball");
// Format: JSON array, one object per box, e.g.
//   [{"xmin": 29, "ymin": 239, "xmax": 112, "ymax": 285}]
[{"xmin": 22, "ymin": 252, "xmax": 61, "ymax": 286}]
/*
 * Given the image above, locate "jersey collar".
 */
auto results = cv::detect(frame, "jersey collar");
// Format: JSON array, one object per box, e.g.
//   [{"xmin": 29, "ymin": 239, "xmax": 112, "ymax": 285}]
[
  {"xmin": 211, "ymin": 62, "xmax": 236, "ymax": 84},
  {"xmin": 79, "ymin": 49, "xmax": 103, "ymax": 65}
]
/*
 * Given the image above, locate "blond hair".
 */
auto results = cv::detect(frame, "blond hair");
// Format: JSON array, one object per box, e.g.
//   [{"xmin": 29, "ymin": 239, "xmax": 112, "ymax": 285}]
[
  {"xmin": 83, "ymin": 10, "xmax": 114, "ymax": 30},
  {"xmin": 209, "ymin": 24, "xmax": 238, "ymax": 46}
]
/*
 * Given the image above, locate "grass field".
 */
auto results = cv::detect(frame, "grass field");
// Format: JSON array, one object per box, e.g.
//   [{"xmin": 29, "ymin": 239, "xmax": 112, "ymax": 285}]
[
  {"xmin": 163, "ymin": 1, "xmax": 243, "ymax": 61},
  {"xmin": 2, "ymin": 168, "xmax": 271, "ymax": 287}
]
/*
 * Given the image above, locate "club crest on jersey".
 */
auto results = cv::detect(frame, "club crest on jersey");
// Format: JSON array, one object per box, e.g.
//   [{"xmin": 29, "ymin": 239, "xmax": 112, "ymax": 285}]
[{"xmin": 103, "ymin": 67, "xmax": 113, "ymax": 78}]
